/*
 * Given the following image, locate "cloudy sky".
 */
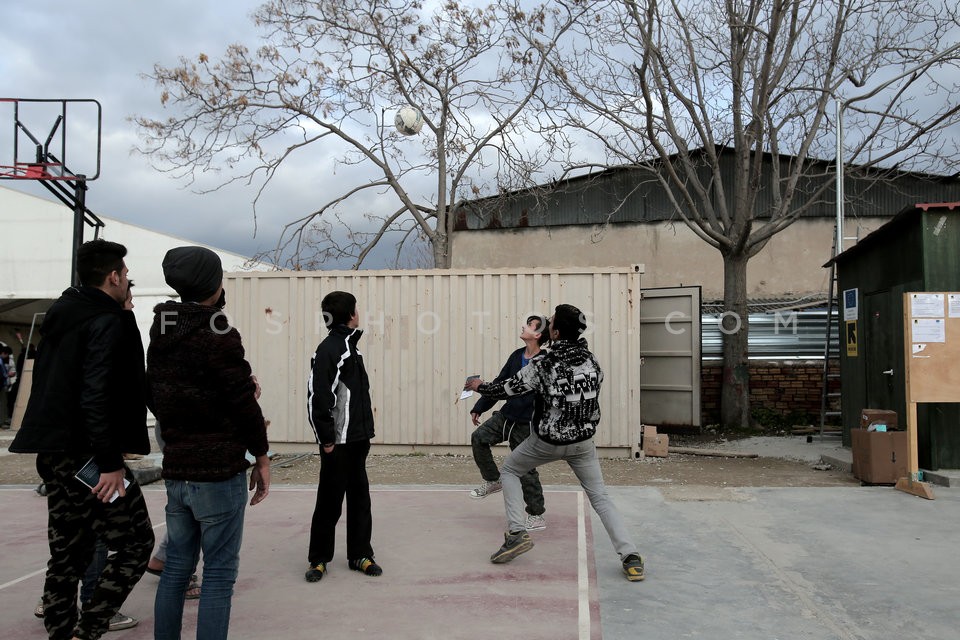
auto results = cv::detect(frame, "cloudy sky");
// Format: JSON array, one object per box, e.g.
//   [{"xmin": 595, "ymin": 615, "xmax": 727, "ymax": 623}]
[{"xmin": 1, "ymin": 1, "xmax": 371, "ymax": 266}]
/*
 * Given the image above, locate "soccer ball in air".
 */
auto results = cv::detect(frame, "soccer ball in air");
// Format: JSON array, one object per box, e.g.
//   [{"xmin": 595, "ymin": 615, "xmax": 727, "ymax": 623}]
[{"xmin": 394, "ymin": 106, "xmax": 424, "ymax": 136}]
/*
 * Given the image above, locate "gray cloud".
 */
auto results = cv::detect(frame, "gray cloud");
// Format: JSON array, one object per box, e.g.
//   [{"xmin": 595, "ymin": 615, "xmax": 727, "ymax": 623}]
[{"xmin": 0, "ymin": 1, "xmax": 388, "ymax": 268}]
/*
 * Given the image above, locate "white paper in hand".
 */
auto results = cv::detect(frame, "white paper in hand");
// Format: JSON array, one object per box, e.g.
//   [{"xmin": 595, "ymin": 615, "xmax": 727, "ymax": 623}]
[{"xmin": 458, "ymin": 375, "xmax": 480, "ymax": 401}]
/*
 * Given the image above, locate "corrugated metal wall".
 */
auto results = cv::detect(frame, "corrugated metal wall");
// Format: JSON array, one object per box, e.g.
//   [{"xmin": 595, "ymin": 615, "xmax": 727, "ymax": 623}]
[
  {"xmin": 224, "ymin": 267, "xmax": 643, "ymax": 452},
  {"xmin": 702, "ymin": 309, "xmax": 839, "ymax": 359}
]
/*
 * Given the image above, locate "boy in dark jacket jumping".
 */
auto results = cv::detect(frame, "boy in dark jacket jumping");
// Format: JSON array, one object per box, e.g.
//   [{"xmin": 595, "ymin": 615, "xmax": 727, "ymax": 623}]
[
  {"xmin": 305, "ymin": 291, "xmax": 381, "ymax": 582},
  {"xmin": 468, "ymin": 315, "xmax": 549, "ymax": 531}
]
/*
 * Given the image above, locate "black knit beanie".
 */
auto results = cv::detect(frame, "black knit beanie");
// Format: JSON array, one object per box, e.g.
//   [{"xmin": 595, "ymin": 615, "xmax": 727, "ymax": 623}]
[{"xmin": 162, "ymin": 246, "xmax": 223, "ymax": 303}]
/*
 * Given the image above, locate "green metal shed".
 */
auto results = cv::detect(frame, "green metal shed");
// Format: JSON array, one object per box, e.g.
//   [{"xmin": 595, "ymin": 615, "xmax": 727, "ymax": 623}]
[{"xmin": 832, "ymin": 202, "xmax": 960, "ymax": 470}]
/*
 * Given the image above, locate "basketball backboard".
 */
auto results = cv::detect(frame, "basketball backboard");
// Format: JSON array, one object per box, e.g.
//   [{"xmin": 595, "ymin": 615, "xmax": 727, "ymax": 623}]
[{"xmin": 0, "ymin": 98, "xmax": 101, "ymax": 181}]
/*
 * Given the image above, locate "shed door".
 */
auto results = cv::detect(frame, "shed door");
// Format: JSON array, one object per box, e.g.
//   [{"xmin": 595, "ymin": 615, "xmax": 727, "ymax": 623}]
[
  {"xmin": 862, "ymin": 290, "xmax": 904, "ymax": 419},
  {"xmin": 639, "ymin": 286, "xmax": 701, "ymax": 428}
]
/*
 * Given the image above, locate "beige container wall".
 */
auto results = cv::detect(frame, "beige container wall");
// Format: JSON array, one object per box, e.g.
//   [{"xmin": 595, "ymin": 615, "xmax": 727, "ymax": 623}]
[{"xmin": 224, "ymin": 267, "xmax": 643, "ymax": 452}]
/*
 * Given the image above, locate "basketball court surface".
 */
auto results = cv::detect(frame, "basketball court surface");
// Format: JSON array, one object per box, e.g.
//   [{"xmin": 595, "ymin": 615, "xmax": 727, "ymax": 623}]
[{"xmin": 2, "ymin": 480, "xmax": 959, "ymax": 639}]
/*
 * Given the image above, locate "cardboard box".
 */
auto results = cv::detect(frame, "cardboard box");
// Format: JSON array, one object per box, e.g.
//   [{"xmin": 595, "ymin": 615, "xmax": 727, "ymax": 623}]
[
  {"xmin": 859, "ymin": 409, "xmax": 898, "ymax": 430},
  {"xmin": 642, "ymin": 425, "xmax": 669, "ymax": 457},
  {"xmin": 850, "ymin": 428, "xmax": 908, "ymax": 484}
]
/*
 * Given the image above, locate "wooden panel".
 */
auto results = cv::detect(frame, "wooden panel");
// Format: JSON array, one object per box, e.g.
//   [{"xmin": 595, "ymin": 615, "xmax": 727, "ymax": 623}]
[{"xmin": 903, "ymin": 292, "xmax": 960, "ymax": 403}]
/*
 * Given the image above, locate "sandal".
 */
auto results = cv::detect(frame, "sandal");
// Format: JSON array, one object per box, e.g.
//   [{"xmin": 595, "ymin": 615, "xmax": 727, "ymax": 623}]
[
  {"xmin": 348, "ymin": 557, "xmax": 383, "ymax": 576},
  {"xmin": 145, "ymin": 557, "xmax": 164, "ymax": 577},
  {"xmin": 185, "ymin": 574, "xmax": 201, "ymax": 600}
]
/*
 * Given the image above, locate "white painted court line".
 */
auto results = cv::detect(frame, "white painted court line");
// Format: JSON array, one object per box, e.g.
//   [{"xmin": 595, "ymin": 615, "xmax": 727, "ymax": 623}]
[
  {"xmin": 0, "ymin": 566, "xmax": 46, "ymax": 591},
  {"xmin": 0, "ymin": 521, "xmax": 168, "ymax": 592},
  {"xmin": 578, "ymin": 490, "xmax": 591, "ymax": 640}
]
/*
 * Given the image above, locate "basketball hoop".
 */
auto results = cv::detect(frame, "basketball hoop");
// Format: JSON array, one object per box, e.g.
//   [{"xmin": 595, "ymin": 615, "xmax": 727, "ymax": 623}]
[
  {"xmin": 0, "ymin": 97, "xmax": 101, "ymax": 181},
  {"xmin": 1, "ymin": 97, "xmax": 105, "ymax": 286},
  {"xmin": 0, "ymin": 162, "xmax": 66, "ymax": 180}
]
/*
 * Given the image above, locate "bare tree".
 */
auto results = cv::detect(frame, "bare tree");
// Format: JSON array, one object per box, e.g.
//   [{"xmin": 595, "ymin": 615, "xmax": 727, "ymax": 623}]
[
  {"xmin": 134, "ymin": 0, "xmax": 583, "ymax": 269},
  {"xmin": 543, "ymin": 0, "xmax": 960, "ymax": 428}
]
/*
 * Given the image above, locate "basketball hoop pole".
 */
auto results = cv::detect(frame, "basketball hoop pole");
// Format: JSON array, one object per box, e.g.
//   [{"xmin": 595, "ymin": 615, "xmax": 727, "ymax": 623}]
[{"xmin": 71, "ymin": 176, "xmax": 87, "ymax": 287}]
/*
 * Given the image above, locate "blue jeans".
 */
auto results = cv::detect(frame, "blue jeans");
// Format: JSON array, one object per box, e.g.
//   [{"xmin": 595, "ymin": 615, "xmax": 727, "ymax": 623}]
[
  {"xmin": 79, "ymin": 538, "xmax": 109, "ymax": 606},
  {"xmin": 501, "ymin": 430, "xmax": 638, "ymax": 559},
  {"xmin": 154, "ymin": 473, "xmax": 247, "ymax": 640}
]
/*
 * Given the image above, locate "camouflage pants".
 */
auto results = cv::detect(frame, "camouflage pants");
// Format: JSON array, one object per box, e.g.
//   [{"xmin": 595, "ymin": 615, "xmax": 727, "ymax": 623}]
[
  {"xmin": 470, "ymin": 412, "xmax": 545, "ymax": 516},
  {"xmin": 36, "ymin": 454, "xmax": 154, "ymax": 640}
]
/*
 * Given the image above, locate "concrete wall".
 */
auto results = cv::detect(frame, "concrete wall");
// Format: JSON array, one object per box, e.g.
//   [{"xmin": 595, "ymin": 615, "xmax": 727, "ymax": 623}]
[{"xmin": 452, "ymin": 218, "xmax": 888, "ymax": 300}]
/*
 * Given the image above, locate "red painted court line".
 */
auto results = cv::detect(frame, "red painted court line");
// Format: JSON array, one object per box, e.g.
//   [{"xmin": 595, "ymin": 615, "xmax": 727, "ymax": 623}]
[{"xmin": 0, "ymin": 487, "xmax": 601, "ymax": 639}]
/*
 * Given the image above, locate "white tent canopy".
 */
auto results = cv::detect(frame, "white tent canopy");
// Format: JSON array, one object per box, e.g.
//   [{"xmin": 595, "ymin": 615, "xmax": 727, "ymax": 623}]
[{"xmin": 0, "ymin": 185, "xmax": 268, "ymax": 351}]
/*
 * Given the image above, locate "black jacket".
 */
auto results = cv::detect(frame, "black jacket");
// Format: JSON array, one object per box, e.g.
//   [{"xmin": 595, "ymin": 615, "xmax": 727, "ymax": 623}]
[
  {"xmin": 10, "ymin": 286, "xmax": 149, "ymax": 472},
  {"xmin": 147, "ymin": 301, "xmax": 269, "ymax": 482},
  {"xmin": 471, "ymin": 347, "xmax": 539, "ymax": 423},
  {"xmin": 307, "ymin": 325, "xmax": 375, "ymax": 446}
]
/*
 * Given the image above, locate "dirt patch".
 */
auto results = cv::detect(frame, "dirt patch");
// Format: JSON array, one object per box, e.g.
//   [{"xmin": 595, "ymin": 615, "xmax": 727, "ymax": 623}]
[
  {"xmin": 0, "ymin": 447, "xmax": 857, "ymax": 489},
  {"xmin": 276, "ymin": 451, "xmax": 857, "ymax": 488}
]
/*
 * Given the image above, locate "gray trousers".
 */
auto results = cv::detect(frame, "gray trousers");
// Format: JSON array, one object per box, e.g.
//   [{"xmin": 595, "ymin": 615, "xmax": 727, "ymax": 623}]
[{"xmin": 501, "ymin": 430, "xmax": 638, "ymax": 559}]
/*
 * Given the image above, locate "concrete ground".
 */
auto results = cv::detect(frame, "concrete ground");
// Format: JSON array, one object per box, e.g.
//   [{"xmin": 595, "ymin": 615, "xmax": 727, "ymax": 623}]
[{"xmin": 2, "ymin": 436, "xmax": 958, "ymax": 639}]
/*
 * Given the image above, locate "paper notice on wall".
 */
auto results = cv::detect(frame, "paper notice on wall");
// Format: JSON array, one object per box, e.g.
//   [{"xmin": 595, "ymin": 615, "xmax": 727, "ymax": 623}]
[
  {"xmin": 910, "ymin": 293, "xmax": 945, "ymax": 318},
  {"xmin": 912, "ymin": 318, "xmax": 945, "ymax": 343},
  {"xmin": 949, "ymin": 294, "xmax": 960, "ymax": 318}
]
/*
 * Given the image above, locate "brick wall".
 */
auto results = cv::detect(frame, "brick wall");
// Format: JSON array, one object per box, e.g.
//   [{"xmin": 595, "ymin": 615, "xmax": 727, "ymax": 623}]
[{"xmin": 701, "ymin": 360, "xmax": 840, "ymax": 426}]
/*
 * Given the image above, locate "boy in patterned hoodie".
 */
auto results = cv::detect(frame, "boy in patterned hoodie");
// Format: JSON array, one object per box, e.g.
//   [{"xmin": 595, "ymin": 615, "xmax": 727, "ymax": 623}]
[{"xmin": 464, "ymin": 303, "xmax": 645, "ymax": 582}]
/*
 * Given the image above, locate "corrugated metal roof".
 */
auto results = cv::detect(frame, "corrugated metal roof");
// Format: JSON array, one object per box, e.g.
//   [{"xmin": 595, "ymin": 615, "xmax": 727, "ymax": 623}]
[
  {"xmin": 457, "ymin": 149, "xmax": 960, "ymax": 231},
  {"xmin": 701, "ymin": 294, "xmax": 829, "ymax": 315},
  {"xmin": 827, "ymin": 201, "xmax": 960, "ymax": 266}
]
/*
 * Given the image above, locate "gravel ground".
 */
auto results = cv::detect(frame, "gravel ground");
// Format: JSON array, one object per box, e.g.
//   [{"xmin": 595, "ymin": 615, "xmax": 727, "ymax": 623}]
[{"xmin": 0, "ymin": 434, "xmax": 856, "ymax": 488}]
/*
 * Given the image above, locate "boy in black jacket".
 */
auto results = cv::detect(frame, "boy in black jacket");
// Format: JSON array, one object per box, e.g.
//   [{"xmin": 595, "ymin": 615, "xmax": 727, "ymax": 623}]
[
  {"xmin": 12, "ymin": 239, "xmax": 155, "ymax": 639},
  {"xmin": 468, "ymin": 315, "xmax": 549, "ymax": 531},
  {"xmin": 305, "ymin": 291, "xmax": 381, "ymax": 582}
]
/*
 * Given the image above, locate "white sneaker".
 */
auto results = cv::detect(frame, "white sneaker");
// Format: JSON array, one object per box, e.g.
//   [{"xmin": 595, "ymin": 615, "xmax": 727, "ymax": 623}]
[
  {"xmin": 108, "ymin": 612, "xmax": 139, "ymax": 631},
  {"xmin": 469, "ymin": 480, "xmax": 502, "ymax": 499},
  {"xmin": 525, "ymin": 514, "xmax": 546, "ymax": 531}
]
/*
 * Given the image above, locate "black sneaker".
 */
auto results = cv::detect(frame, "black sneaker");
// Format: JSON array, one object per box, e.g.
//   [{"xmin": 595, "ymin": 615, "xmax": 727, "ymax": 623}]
[
  {"xmin": 622, "ymin": 553, "xmax": 645, "ymax": 582},
  {"xmin": 490, "ymin": 530, "xmax": 534, "ymax": 564},
  {"xmin": 305, "ymin": 562, "xmax": 327, "ymax": 582},
  {"xmin": 348, "ymin": 557, "xmax": 383, "ymax": 576}
]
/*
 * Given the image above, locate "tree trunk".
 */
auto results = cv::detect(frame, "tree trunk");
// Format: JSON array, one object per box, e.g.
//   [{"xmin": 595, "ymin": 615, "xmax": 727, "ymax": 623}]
[
  {"xmin": 720, "ymin": 252, "xmax": 751, "ymax": 429},
  {"xmin": 432, "ymin": 230, "xmax": 451, "ymax": 268}
]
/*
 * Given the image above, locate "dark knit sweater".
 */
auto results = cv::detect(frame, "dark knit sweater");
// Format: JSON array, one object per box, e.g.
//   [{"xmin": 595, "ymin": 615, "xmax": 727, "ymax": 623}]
[{"xmin": 147, "ymin": 301, "xmax": 268, "ymax": 481}]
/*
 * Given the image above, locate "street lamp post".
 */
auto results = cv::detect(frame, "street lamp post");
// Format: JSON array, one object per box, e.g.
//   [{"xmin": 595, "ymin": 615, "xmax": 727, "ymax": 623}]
[
  {"xmin": 835, "ymin": 98, "xmax": 844, "ymax": 257},
  {"xmin": 832, "ymin": 41, "xmax": 960, "ymax": 259}
]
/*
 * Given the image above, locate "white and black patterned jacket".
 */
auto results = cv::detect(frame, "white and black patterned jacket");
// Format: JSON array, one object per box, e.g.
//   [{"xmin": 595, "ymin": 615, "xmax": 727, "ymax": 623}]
[{"xmin": 477, "ymin": 338, "xmax": 602, "ymax": 445}]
